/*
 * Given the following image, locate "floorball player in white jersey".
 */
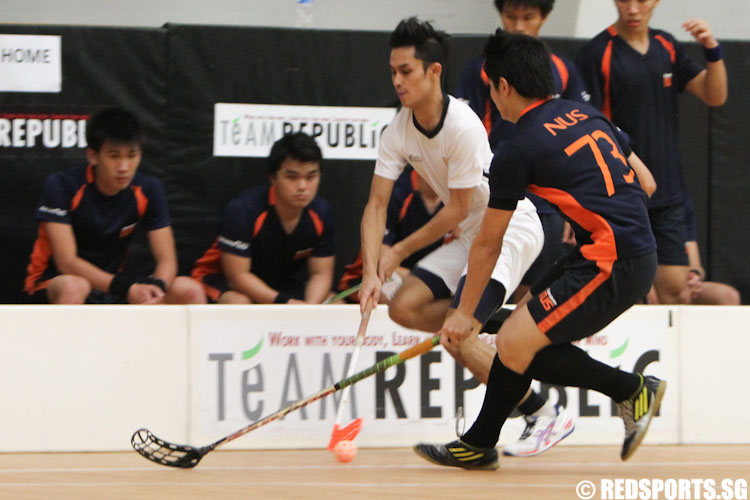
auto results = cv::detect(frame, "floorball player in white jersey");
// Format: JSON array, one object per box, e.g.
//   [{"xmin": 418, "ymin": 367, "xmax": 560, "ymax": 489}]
[{"xmin": 358, "ymin": 17, "xmax": 575, "ymax": 457}]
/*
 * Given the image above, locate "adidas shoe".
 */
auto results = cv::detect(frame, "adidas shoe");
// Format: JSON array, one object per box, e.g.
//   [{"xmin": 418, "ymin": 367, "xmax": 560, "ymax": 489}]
[
  {"xmin": 502, "ymin": 404, "xmax": 575, "ymax": 457},
  {"xmin": 413, "ymin": 439, "xmax": 499, "ymax": 470},
  {"xmin": 617, "ymin": 375, "xmax": 667, "ymax": 461}
]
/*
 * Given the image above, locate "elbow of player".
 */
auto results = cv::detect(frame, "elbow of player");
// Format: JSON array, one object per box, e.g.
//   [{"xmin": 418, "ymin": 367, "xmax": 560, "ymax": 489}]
[{"xmin": 706, "ymin": 90, "xmax": 728, "ymax": 107}]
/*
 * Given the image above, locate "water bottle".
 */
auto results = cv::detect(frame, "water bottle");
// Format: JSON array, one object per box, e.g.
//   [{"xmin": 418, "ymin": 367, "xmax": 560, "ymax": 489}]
[{"xmin": 295, "ymin": 0, "xmax": 314, "ymax": 28}]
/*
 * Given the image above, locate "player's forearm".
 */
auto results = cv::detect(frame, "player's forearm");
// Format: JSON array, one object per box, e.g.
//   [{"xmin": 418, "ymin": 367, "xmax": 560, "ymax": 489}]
[
  {"xmin": 305, "ymin": 271, "xmax": 333, "ymax": 304},
  {"xmin": 703, "ymin": 61, "xmax": 728, "ymax": 106},
  {"xmin": 360, "ymin": 201, "xmax": 387, "ymax": 279},
  {"xmin": 151, "ymin": 259, "xmax": 177, "ymax": 287},
  {"xmin": 395, "ymin": 202, "xmax": 466, "ymax": 259}
]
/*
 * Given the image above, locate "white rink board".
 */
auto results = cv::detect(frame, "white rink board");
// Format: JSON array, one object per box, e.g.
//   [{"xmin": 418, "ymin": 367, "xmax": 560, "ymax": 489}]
[
  {"xmin": 188, "ymin": 305, "xmax": 679, "ymax": 449},
  {"xmin": 0, "ymin": 304, "xmax": 747, "ymax": 452},
  {"xmin": 0, "ymin": 305, "xmax": 190, "ymax": 452}
]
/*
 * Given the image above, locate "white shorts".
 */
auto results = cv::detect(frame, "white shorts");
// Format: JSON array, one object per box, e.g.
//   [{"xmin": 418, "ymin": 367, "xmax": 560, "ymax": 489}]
[{"xmin": 414, "ymin": 200, "xmax": 544, "ymax": 304}]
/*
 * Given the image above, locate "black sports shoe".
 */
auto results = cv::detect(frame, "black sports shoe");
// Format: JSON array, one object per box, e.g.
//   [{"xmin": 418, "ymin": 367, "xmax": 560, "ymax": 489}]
[
  {"xmin": 413, "ymin": 439, "xmax": 499, "ymax": 470},
  {"xmin": 617, "ymin": 375, "xmax": 667, "ymax": 461}
]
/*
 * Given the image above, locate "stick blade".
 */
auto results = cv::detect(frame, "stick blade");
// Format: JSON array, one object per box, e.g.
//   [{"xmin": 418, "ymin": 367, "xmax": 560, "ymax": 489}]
[
  {"xmin": 327, "ymin": 418, "xmax": 363, "ymax": 451},
  {"xmin": 131, "ymin": 428, "xmax": 206, "ymax": 469}
]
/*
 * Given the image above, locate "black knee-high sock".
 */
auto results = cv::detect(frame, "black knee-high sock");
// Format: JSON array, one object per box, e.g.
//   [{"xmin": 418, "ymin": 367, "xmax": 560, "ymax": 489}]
[
  {"xmin": 524, "ymin": 344, "xmax": 641, "ymax": 402},
  {"xmin": 461, "ymin": 354, "xmax": 531, "ymax": 449},
  {"xmin": 517, "ymin": 389, "xmax": 546, "ymax": 416}
]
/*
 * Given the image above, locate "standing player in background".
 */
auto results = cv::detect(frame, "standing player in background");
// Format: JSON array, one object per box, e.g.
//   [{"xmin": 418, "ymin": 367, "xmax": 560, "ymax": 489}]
[
  {"xmin": 360, "ymin": 17, "xmax": 574, "ymax": 456},
  {"xmin": 415, "ymin": 31, "xmax": 663, "ymax": 471},
  {"xmin": 458, "ymin": 0, "xmax": 589, "ymax": 148},
  {"xmin": 24, "ymin": 107, "xmax": 205, "ymax": 305},
  {"xmin": 577, "ymin": 0, "xmax": 727, "ymax": 305},
  {"xmin": 192, "ymin": 132, "xmax": 335, "ymax": 304},
  {"xmin": 337, "ymin": 167, "xmax": 450, "ymax": 304}
]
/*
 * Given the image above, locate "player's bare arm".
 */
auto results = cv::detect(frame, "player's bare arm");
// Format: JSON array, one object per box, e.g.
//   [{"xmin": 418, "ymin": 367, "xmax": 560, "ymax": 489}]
[
  {"xmin": 146, "ymin": 226, "xmax": 178, "ymax": 285},
  {"xmin": 222, "ymin": 252, "xmax": 279, "ymax": 304},
  {"xmin": 45, "ymin": 221, "xmax": 119, "ymax": 292},
  {"xmin": 305, "ymin": 255, "xmax": 335, "ymax": 304},
  {"xmin": 439, "ymin": 207, "xmax": 513, "ymax": 348},
  {"xmin": 628, "ymin": 152, "xmax": 657, "ymax": 197},
  {"xmin": 359, "ymin": 174, "xmax": 394, "ymax": 312},
  {"xmin": 123, "ymin": 226, "xmax": 179, "ymax": 304},
  {"xmin": 683, "ymin": 19, "xmax": 728, "ymax": 107},
  {"xmin": 380, "ymin": 186, "xmax": 473, "ymax": 280}
]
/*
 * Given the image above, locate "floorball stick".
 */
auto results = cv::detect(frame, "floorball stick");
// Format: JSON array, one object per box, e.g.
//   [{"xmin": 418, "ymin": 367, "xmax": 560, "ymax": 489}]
[
  {"xmin": 323, "ymin": 283, "xmax": 361, "ymax": 304},
  {"xmin": 132, "ymin": 335, "xmax": 440, "ymax": 468},
  {"xmin": 326, "ymin": 304, "xmax": 372, "ymax": 450}
]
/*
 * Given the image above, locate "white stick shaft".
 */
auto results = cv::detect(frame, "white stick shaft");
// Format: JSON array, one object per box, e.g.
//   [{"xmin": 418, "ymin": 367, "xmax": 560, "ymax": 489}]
[{"xmin": 333, "ymin": 306, "xmax": 371, "ymax": 425}]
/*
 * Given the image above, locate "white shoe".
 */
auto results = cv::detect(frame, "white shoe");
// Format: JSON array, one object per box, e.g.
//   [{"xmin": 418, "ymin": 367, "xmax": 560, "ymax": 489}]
[{"xmin": 502, "ymin": 404, "xmax": 575, "ymax": 457}]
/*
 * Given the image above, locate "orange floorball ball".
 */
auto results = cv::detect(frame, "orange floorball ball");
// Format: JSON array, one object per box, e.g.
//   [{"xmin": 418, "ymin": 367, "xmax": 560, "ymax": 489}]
[{"xmin": 333, "ymin": 440, "xmax": 357, "ymax": 463}]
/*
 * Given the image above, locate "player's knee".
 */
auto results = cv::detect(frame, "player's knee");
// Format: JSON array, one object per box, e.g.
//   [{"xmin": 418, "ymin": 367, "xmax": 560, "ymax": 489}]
[
  {"xmin": 495, "ymin": 334, "xmax": 526, "ymax": 374},
  {"xmin": 718, "ymin": 286, "xmax": 741, "ymax": 306},
  {"xmin": 167, "ymin": 277, "xmax": 206, "ymax": 304},
  {"xmin": 387, "ymin": 296, "xmax": 413, "ymax": 327},
  {"xmin": 49, "ymin": 275, "xmax": 90, "ymax": 304}
]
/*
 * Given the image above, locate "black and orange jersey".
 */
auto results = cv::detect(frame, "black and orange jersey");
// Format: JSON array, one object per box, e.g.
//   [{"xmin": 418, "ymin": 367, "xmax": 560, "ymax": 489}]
[
  {"xmin": 577, "ymin": 26, "xmax": 703, "ymax": 208},
  {"xmin": 488, "ymin": 98, "xmax": 655, "ymax": 262},
  {"xmin": 385, "ymin": 169, "xmax": 445, "ymax": 269},
  {"xmin": 192, "ymin": 184, "xmax": 335, "ymax": 293},
  {"xmin": 457, "ymin": 51, "xmax": 589, "ymax": 216},
  {"xmin": 24, "ymin": 164, "xmax": 170, "ymax": 294}
]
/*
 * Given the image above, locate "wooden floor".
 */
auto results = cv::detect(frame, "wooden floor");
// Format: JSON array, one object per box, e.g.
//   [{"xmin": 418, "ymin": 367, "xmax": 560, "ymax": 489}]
[{"xmin": 0, "ymin": 445, "xmax": 748, "ymax": 500}]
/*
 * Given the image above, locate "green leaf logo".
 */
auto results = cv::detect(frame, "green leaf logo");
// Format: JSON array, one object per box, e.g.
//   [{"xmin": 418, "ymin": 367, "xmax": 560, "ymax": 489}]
[
  {"xmin": 610, "ymin": 337, "xmax": 629, "ymax": 359},
  {"xmin": 242, "ymin": 337, "xmax": 264, "ymax": 360}
]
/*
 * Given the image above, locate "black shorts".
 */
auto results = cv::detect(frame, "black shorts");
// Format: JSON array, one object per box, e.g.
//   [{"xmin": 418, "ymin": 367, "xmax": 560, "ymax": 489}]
[
  {"xmin": 451, "ymin": 276, "xmax": 507, "ymax": 326},
  {"xmin": 521, "ymin": 212, "xmax": 571, "ymax": 286},
  {"xmin": 649, "ymin": 204, "xmax": 688, "ymax": 266},
  {"xmin": 528, "ymin": 250, "xmax": 657, "ymax": 345}
]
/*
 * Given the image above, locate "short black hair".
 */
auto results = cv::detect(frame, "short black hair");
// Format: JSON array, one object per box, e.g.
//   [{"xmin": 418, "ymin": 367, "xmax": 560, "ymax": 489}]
[
  {"xmin": 494, "ymin": 0, "xmax": 555, "ymax": 17},
  {"xmin": 268, "ymin": 132, "xmax": 322, "ymax": 175},
  {"xmin": 85, "ymin": 107, "xmax": 145, "ymax": 152},
  {"xmin": 389, "ymin": 17, "xmax": 450, "ymax": 71},
  {"xmin": 483, "ymin": 30, "xmax": 555, "ymax": 99}
]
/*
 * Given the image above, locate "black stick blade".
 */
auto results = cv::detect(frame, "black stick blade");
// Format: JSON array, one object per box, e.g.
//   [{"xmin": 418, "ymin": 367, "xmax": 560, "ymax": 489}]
[{"xmin": 131, "ymin": 428, "xmax": 206, "ymax": 468}]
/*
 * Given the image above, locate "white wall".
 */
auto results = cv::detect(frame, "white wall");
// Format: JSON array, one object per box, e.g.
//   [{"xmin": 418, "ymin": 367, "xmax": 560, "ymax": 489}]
[
  {"xmin": 0, "ymin": 0, "xmax": 497, "ymax": 34},
  {"xmin": 2, "ymin": 0, "xmax": 748, "ymax": 40}
]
